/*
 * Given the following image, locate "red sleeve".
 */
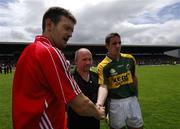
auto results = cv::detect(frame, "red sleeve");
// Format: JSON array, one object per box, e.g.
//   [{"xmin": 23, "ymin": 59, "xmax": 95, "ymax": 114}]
[{"xmin": 37, "ymin": 44, "xmax": 81, "ymax": 104}]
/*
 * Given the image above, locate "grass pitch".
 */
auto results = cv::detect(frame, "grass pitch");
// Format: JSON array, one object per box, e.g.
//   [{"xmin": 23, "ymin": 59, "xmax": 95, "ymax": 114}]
[
  {"xmin": 137, "ymin": 65, "xmax": 180, "ymax": 129},
  {"xmin": 0, "ymin": 65, "xmax": 180, "ymax": 129},
  {"xmin": 0, "ymin": 72, "xmax": 13, "ymax": 129}
]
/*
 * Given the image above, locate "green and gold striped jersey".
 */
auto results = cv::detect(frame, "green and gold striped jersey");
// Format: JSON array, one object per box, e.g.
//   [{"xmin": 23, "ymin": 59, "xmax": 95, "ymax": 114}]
[{"xmin": 98, "ymin": 53, "xmax": 137, "ymax": 98}]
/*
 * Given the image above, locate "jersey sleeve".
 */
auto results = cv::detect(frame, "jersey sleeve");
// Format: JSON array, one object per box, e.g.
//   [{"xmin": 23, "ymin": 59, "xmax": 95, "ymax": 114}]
[
  {"xmin": 37, "ymin": 45, "xmax": 81, "ymax": 104},
  {"xmin": 98, "ymin": 57, "xmax": 110, "ymax": 86},
  {"xmin": 130, "ymin": 55, "xmax": 136, "ymax": 77},
  {"xmin": 97, "ymin": 63, "xmax": 105, "ymax": 85}
]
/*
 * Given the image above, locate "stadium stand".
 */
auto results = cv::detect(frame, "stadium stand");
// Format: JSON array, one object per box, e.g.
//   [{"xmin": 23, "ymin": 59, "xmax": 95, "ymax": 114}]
[{"xmin": 0, "ymin": 42, "xmax": 180, "ymax": 70}]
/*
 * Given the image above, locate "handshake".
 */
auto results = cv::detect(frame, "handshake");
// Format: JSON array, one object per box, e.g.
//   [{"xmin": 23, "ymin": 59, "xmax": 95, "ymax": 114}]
[
  {"xmin": 95, "ymin": 103, "xmax": 109, "ymax": 125},
  {"xmin": 94, "ymin": 103, "xmax": 106, "ymax": 120}
]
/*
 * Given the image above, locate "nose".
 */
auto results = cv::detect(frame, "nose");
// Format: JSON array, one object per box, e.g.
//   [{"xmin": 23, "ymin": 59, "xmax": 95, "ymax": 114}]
[
  {"xmin": 116, "ymin": 42, "xmax": 120, "ymax": 48},
  {"xmin": 86, "ymin": 59, "xmax": 92, "ymax": 66},
  {"xmin": 68, "ymin": 32, "xmax": 72, "ymax": 38},
  {"xmin": 68, "ymin": 28, "xmax": 74, "ymax": 38}
]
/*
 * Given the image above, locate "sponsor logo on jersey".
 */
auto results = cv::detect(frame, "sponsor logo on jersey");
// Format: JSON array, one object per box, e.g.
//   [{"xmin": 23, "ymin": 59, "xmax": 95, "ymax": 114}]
[{"xmin": 108, "ymin": 71, "xmax": 133, "ymax": 89}]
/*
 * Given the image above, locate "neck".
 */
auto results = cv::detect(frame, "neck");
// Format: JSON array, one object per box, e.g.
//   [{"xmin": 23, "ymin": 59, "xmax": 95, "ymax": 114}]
[
  {"xmin": 77, "ymin": 70, "xmax": 90, "ymax": 81},
  {"xmin": 42, "ymin": 33, "xmax": 55, "ymax": 46},
  {"xmin": 108, "ymin": 54, "xmax": 120, "ymax": 61}
]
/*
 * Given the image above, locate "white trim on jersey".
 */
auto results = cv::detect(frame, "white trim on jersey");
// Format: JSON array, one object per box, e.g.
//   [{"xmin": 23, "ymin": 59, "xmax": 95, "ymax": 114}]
[
  {"xmin": 39, "ymin": 111, "xmax": 54, "ymax": 129},
  {"xmin": 40, "ymin": 42, "xmax": 67, "ymax": 103},
  {"xmin": 54, "ymin": 48, "xmax": 81, "ymax": 95},
  {"xmin": 39, "ymin": 122, "xmax": 44, "ymax": 129},
  {"xmin": 39, "ymin": 100, "xmax": 54, "ymax": 129},
  {"xmin": 45, "ymin": 100, "xmax": 48, "ymax": 108}
]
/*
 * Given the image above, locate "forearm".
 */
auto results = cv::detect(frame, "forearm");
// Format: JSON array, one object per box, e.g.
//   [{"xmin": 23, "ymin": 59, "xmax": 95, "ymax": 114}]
[
  {"xmin": 96, "ymin": 84, "xmax": 108, "ymax": 106},
  {"xmin": 133, "ymin": 76, "xmax": 138, "ymax": 96},
  {"xmin": 133, "ymin": 75, "xmax": 138, "ymax": 85},
  {"xmin": 68, "ymin": 93, "xmax": 105, "ymax": 119}
]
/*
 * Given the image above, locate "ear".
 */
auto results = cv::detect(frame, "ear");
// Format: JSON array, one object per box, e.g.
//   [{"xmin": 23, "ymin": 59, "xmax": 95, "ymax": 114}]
[
  {"xmin": 45, "ymin": 18, "xmax": 53, "ymax": 32},
  {"xmin": 74, "ymin": 59, "xmax": 77, "ymax": 65},
  {"xmin": 105, "ymin": 43, "xmax": 109, "ymax": 50},
  {"xmin": 91, "ymin": 59, "xmax": 93, "ymax": 66}
]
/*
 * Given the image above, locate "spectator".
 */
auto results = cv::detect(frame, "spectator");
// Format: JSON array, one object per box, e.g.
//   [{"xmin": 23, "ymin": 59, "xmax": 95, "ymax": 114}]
[{"xmin": 67, "ymin": 48, "xmax": 100, "ymax": 129}]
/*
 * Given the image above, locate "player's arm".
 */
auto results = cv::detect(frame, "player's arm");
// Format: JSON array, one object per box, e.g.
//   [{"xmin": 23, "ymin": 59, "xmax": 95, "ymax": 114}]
[
  {"xmin": 96, "ymin": 84, "xmax": 108, "ymax": 107},
  {"xmin": 131, "ymin": 56, "xmax": 138, "ymax": 96},
  {"xmin": 96, "ymin": 63, "xmax": 108, "ymax": 107},
  {"xmin": 133, "ymin": 75, "xmax": 138, "ymax": 86},
  {"xmin": 68, "ymin": 92, "xmax": 105, "ymax": 120}
]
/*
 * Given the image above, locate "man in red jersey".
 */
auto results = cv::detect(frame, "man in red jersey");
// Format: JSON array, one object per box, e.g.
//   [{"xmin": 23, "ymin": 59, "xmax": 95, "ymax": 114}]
[{"xmin": 12, "ymin": 7, "xmax": 105, "ymax": 129}]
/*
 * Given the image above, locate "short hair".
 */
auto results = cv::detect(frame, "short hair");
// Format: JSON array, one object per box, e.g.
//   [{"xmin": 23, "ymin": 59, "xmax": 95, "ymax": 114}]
[
  {"xmin": 42, "ymin": 7, "xmax": 77, "ymax": 32},
  {"xmin": 105, "ymin": 32, "xmax": 120, "ymax": 45},
  {"xmin": 74, "ymin": 48, "xmax": 92, "ymax": 62},
  {"xmin": 74, "ymin": 49, "xmax": 79, "ymax": 62}
]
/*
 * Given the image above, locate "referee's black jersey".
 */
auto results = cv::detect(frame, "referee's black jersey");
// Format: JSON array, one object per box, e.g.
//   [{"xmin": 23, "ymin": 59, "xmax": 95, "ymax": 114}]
[{"xmin": 67, "ymin": 69, "xmax": 100, "ymax": 129}]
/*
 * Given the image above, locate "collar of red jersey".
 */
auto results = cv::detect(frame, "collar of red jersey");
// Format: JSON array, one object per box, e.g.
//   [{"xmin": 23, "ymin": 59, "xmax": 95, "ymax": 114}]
[{"xmin": 35, "ymin": 35, "xmax": 52, "ymax": 46}]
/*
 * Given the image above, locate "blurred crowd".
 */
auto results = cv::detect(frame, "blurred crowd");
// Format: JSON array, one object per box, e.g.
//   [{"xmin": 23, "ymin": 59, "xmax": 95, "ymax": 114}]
[{"xmin": 0, "ymin": 63, "xmax": 13, "ymax": 74}]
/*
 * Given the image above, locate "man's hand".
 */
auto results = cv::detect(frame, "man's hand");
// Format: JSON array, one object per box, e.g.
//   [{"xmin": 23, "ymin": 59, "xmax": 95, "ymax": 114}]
[
  {"xmin": 95, "ymin": 105, "xmax": 105, "ymax": 120},
  {"xmin": 96, "ymin": 103, "xmax": 103, "ymax": 109}
]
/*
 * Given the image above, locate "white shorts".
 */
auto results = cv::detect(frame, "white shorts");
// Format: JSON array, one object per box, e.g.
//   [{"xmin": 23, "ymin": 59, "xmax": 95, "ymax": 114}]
[{"xmin": 109, "ymin": 96, "xmax": 143, "ymax": 129}]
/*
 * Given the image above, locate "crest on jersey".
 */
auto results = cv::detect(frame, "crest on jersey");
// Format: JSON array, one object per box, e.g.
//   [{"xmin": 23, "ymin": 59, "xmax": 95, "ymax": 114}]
[
  {"xmin": 110, "ymin": 68, "xmax": 117, "ymax": 75},
  {"xmin": 126, "ymin": 64, "xmax": 130, "ymax": 70}
]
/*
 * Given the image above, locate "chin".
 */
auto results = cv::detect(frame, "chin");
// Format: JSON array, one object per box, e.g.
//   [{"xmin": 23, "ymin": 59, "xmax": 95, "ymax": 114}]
[
  {"xmin": 61, "ymin": 42, "xmax": 67, "ymax": 48},
  {"xmin": 63, "ymin": 44, "xmax": 67, "ymax": 48},
  {"xmin": 64, "ymin": 41, "xmax": 68, "ymax": 45}
]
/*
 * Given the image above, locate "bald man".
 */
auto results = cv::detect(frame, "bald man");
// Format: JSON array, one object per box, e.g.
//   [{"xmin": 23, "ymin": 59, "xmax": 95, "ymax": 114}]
[{"xmin": 67, "ymin": 48, "xmax": 100, "ymax": 129}]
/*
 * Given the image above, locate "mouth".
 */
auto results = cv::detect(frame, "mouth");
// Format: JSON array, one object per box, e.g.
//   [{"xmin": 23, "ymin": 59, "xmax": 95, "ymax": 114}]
[{"xmin": 63, "ymin": 37, "xmax": 69, "ymax": 43}]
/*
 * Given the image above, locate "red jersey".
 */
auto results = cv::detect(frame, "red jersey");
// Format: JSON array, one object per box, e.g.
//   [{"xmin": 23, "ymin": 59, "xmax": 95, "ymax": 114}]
[{"xmin": 12, "ymin": 36, "xmax": 81, "ymax": 129}]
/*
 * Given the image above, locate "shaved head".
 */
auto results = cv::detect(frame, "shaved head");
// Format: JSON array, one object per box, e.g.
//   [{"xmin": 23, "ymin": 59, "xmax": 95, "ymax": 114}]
[
  {"xmin": 75, "ymin": 48, "xmax": 92, "ymax": 62},
  {"xmin": 74, "ymin": 48, "xmax": 92, "ymax": 73}
]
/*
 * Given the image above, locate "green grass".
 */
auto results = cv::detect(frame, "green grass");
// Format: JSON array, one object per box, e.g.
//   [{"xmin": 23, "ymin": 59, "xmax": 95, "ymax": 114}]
[
  {"xmin": 137, "ymin": 65, "xmax": 180, "ymax": 129},
  {"xmin": 0, "ymin": 72, "xmax": 13, "ymax": 129},
  {"xmin": 0, "ymin": 65, "xmax": 180, "ymax": 129}
]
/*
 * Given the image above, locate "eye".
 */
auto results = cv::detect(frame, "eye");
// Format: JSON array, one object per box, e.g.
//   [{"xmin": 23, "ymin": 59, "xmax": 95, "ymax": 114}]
[
  {"xmin": 65, "ymin": 26, "xmax": 73, "ymax": 33},
  {"xmin": 112, "ymin": 42, "xmax": 118, "ymax": 45}
]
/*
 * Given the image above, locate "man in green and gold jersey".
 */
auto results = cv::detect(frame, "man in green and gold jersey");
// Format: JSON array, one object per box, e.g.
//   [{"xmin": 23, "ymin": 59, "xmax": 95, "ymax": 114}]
[{"xmin": 96, "ymin": 32, "xmax": 143, "ymax": 129}]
